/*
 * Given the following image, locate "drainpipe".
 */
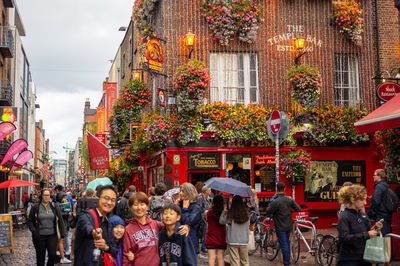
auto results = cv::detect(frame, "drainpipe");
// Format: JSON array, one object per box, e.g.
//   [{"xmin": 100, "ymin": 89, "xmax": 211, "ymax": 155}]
[{"xmin": 375, "ymin": 0, "xmax": 381, "ymax": 76}]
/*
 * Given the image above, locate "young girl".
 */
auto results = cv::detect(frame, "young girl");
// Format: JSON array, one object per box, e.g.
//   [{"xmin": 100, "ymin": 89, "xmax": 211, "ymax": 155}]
[
  {"xmin": 205, "ymin": 195, "xmax": 226, "ymax": 266},
  {"xmin": 219, "ymin": 195, "xmax": 250, "ymax": 266},
  {"xmin": 337, "ymin": 184, "xmax": 383, "ymax": 266},
  {"xmin": 109, "ymin": 215, "xmax": 125, "ymax": 266}
]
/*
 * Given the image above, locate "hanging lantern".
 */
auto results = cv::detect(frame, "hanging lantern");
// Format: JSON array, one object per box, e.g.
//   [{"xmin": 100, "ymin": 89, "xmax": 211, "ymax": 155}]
[
  {"xmin": 255, "ymin": 170, "xmax": 260, "ymax": 176},
  {"xmin": 228, "ymin": 163, "xmax": 234, "ymax": 170},
  {"xmin": 238, "ymin": 162, "xmax": 243, "ymax": 168}
]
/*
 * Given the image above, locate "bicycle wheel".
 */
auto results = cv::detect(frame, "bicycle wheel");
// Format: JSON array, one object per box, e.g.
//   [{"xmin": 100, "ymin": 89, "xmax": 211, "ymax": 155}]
[
  {"xmin": 314, "ymin": 233, "xmax": 325, "ymax": 265},
  {"xmin": 318, "ymin": 235, "xmax": 337, "ymax": 266},
  {"xmin": 291, "ymin": 232, "xmax": 300, "ymax": 264},
  {"xmin": 264, "ymin": 229, "xmax": 279, "ymax": 261}
]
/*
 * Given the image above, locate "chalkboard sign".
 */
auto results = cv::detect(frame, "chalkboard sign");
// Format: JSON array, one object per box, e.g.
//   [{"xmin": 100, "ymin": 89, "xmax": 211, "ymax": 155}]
[{"xmin": 0, "ymin": 215, "xmax": 13, "ymax": 252}]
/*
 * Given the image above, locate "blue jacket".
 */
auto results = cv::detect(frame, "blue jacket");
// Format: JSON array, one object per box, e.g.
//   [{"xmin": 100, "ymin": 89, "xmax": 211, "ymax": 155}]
[
  {"xmin": 159, "ymin": 223, "xmax": 197, "ymax": 266},
  {"xmin": 368, "ymin": 180, "xmax": 392, "ymax": 222},
  {"xmin": 73, "ymin": 209, "xmax": 118, "ymax": 266},
  {"xmin": 180, "ymin": 202, "xmax": 201, "ymax": 253}
]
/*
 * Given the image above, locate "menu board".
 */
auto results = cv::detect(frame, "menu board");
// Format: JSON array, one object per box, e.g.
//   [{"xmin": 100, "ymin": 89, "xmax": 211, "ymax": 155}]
[
  {"xmin": 0, "ymin": 215, "xmax": 12, "ymax": 252},
  {"xmin": 304, "ymin": 160, "xmax": 366, "ymax": 202},
  {"xmin": 254, "ymin": 154, "xmax": 276, "ymax": 192}
]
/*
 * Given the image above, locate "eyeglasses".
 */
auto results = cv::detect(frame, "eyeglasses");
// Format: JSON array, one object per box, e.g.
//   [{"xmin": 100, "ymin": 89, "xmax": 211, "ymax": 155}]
[
  {"xmin": 101, "ymin": 196, "xmax": 116, "ymax": 203},
  {"xmin": 42, "ymin": 194, "xmax": 50, "ymax": 197}
]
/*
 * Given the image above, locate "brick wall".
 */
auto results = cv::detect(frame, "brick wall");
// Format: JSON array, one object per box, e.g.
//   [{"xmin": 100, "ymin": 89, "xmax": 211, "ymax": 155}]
[{"xmin": 129, "ymin": 0, "xmax": 400, "ymax": 113}]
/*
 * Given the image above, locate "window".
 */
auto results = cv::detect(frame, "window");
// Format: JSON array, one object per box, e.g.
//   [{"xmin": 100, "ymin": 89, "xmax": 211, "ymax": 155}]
[
  {"xmin": 333, "ymin": 54, "xmax": 360, "ymax": 106},
  {"xmin": 210, "ymin": 53, "xmax": 259, "ymax": 105}
]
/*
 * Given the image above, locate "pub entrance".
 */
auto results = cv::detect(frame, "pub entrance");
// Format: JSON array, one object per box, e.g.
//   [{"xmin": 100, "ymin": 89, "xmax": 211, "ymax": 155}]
[{"xmin": 189, "ymin": 171, "xmax": 219, "ymax": 186}]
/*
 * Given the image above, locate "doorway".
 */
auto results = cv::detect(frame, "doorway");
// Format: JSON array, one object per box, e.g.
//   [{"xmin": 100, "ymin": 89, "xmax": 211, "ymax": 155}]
[{"xmin": 189, "ymin": 172, "xmax": 219, "ymax": 186}]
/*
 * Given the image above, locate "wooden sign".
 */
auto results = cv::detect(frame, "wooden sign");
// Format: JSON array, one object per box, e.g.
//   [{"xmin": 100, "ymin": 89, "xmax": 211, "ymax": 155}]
[{"xmin": 0, "ymin": 215, "xmax": 13, "ymax": 253}]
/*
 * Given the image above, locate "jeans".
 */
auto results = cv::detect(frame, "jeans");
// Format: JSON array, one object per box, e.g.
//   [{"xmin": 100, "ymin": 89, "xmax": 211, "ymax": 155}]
[
  {"xmin": 276, "ymin": 230, "xmax": 291, "ymax": 266},
  {"xmin": 65, "ymin": 229, "xmax": 71, "ymax": 254},
  {"xmin": 34, "ymin": 234, "xmax": 58, "ymax": 266}
]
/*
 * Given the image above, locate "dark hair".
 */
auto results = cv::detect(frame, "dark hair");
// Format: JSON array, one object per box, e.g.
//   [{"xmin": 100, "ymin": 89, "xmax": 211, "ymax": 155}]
[
  {"xmin": 155, "ymin": 183, "xmax": 167, "ymax": 196},
  {"xmin": 277, "ymin": 182, "xmax": 285, "ymax": 192},
  {"xmin": 149, "ymin": 187, "xmax": 156, "ymax": 196},
  {"xmin": 211, "ymin": 194, "xmax": 224, "ymax": 221},
  {"xmin": 163, "ymin": 203, "xmax": 181, "ymax": 216},
  {"xmin": 55, "ymin": 185, "xmax": 63, "ymax": 191},
  {"xmin": 128, "ymin": 192, "xmax": 149, "ymax": 207},
  {"xmin": 227, "ymin": 195, "xmax": 249, "ymax": 224},
  {"xmin": 96, "ymin": 185, "xmax": 117, "ymax": 198},
  {"xmin": 194, "ymin": 181, "xmax": 204, "ymax": 193},
  {"xmin": 39, "ymin": 188, "xmax": 51, "ymax": 202}
]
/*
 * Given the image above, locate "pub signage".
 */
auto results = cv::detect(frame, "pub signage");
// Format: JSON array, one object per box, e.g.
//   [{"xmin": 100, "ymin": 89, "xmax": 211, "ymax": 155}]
[
  {"xmin": 188, "ymin": 152, "xmax": 220, "ymax": 170},
  {"xmin": 377, "ymin": 82, "xmax": 400, "ymax": 101},
  {"xmin": 304, "ymin": 160, "xmax": 366, "ymax": 202},
  {"xmin": 146, "ymin": 39, "xmax": 164, "ymax": 72}
]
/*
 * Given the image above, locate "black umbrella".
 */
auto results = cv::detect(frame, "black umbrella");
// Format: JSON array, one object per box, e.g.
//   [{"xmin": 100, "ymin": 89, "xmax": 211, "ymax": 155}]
[{"xmin": 205, "ymin": 177, "xmax": 254, "ymax": 197}]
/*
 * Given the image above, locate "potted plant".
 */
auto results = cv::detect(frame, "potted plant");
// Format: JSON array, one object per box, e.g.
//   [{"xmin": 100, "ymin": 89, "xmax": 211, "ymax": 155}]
[
  {"xmin": 281, "ymin": 149, "xmax": 312, "ymax": 184},
  {"xmin": 331, "ymin": 0, "xmax": 364, "ymax": 44},
  {"xmin": 287, "ymin": 64, "xmax": 321, "ymax": 110}
]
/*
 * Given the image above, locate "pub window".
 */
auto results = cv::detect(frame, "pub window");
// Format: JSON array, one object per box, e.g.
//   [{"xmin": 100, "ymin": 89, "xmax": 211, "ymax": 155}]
[
  {"xmin": 226, "ymin": 153, "xmax": 251, "ymax": 186},
  {"xmin": 254, "ymin": 154, "xmax": 276, "ymax": 192},
  {"xmin": 209, "ymin": 53, "xmax": 259, "ymax": 105},
  {"xmin": 333, "ymin": 53, "xmax": 360, "ymax": 107}
]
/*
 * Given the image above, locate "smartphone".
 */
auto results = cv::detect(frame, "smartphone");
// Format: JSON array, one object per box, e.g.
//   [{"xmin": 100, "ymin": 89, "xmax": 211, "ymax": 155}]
[{"xmin": 371, "ymin": 218, "xmax": 384, "ymax": 230}]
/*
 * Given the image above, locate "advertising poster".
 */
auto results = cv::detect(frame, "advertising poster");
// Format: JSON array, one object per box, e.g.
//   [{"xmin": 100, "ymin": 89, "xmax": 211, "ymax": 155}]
[
  {"xmin": 96, "ymin": 107, "xmax": 105, "ymax": 134},
  {"xmin": 304, "ymin": 160, "xmax": 366, "ymax": 202}
]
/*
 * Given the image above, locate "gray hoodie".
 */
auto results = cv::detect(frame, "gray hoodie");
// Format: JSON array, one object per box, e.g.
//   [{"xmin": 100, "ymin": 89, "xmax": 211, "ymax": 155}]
[{"xmin": 219, "ymin": 210, "xmax": 250, "ymax": 245}]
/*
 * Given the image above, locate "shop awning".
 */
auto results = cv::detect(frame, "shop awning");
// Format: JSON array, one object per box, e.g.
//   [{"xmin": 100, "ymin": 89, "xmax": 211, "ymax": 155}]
[{"xmin": 354, "ymin": 93, "xmax": 400, "ymax": 133}]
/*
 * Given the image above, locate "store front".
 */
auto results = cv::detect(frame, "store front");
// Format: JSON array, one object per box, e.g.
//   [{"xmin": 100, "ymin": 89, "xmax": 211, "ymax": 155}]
[{"xmin": 139, "ymin": 133, "xmax": 382, "ymax": 228}]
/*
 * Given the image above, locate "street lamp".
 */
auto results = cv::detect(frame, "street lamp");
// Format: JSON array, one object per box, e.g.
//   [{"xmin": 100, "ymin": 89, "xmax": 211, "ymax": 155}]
[
  {"xmin": 294, "ymin": 38, "xmax": 306, "ymax": 65},
  {"xmin": 132, "ymin": 71, "xmax": 141, "ymax": 80},
  {"xmin": 184, "ymin": 31, "xmax": 195, "ymax": 59}
]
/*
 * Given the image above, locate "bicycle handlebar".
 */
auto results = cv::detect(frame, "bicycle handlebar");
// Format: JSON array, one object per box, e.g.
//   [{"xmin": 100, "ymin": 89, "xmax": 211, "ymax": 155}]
[{"xmin": 386, "ymin": 233, "xmax": 400, "ymax": 240}]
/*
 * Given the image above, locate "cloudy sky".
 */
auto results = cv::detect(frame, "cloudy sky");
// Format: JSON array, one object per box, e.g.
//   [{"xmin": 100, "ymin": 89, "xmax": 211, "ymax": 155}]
[{"xmin": 17, "ymin": 0, "xmax": 132, "ymax": 159}]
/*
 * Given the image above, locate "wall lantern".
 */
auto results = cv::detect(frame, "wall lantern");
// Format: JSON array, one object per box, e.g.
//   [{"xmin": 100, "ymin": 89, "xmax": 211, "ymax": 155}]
[
  {"xmin": 372, "ymin": 67, "xmax": 400, "ymax": 83},
  {"xmin": 184, "ymin": 31, "xmax": 195, "ymax": 59},
  {"xmin": 294, "ymin": 38, "xmax": 306, "ymax": 65},
  {"xmin": 132, "ymin": 71, "xmax": 141, "ymax": 81}
]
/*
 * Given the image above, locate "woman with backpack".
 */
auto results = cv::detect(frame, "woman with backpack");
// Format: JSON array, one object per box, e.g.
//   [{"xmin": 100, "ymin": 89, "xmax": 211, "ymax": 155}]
[
  {"xmin": 219, "ymin": 195, "xmax": 250, "ymax": 266},
  {"xmin": 27, "ymin": 189, "xmax": 66, "ymax": 266},
  {"xmin": 176, "ymin": 182, "xmax": 202, "ymax": 254},
  {"xmin": 148, "ymin": 183, "xmax": 168, "ymax": 221},
  {"xmin": 205, "ymin": 194, "xmax": 226, "ymax": 266}
]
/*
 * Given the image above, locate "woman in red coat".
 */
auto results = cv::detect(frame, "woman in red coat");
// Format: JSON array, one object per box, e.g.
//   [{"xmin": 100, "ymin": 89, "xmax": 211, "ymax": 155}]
[{"xmin": 205, "ymin": 195, "xmax": 226, "ymax": 266}]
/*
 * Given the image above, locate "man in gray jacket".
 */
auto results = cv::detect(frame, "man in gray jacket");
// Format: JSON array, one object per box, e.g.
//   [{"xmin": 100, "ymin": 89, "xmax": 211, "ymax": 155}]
[{"xmin": 267, "ymin": 182, "xmax": 301, "ymax": 266}]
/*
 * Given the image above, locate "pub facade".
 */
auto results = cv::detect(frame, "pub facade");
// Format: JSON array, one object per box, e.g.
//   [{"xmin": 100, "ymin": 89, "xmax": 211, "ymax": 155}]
[{"xmin": 114, "ymin": 0, "xmax": 400, "ymax": 227}]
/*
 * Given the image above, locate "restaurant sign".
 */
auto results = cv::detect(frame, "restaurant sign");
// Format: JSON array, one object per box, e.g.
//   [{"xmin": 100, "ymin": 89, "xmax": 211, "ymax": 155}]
[
  {"xmin": 304, "ymin": 160, "xmax": 366, "ymax": 202},
  {"xmin": 146, "ymin": 39, "xmax": 164, "ymax": 72},
  {"xmin": 377, "ymin": 82, "xmax": 400, "ymax": 101},
  {"xmin": 188, "ymin": 152, "xmax": 220, "ymax": 170}
]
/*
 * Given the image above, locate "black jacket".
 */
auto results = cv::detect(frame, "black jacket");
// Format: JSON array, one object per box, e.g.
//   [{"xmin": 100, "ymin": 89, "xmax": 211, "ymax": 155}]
[
  {"xmin": 116, "ymin": 192, "xmax": 134, "ymax": 222},
  {"xmin": 159, "ymin": 223, "xmax": 197, "ymax": 266},
  {"xmin": 337, "ymin": 208, "xmax": 371, "ymax": 262},
  {"xmin": 266, "ymin": 193, "xmax": 301, "ymax": 231},
  {"xmin": 27, "ymin": 202, "xmax": 66, "ymax": 241},
  {"xmin": 368, "ymin": 180, "xmax": 392, "ymax": 222},
  {"xmin": 73, "ymin": 209, "xmax": 118, "ymax": 266}
]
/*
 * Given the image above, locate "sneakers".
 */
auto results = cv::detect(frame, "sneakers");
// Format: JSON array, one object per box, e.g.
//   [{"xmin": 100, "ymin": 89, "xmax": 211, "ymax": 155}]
[{"xmin": 60, "ymin": 257, "xmax": 72, "ymax": 264}]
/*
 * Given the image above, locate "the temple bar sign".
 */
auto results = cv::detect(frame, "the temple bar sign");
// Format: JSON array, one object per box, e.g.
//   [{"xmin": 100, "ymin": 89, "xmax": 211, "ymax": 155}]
[
  {"xmin": 188, "ymin": 152, "xmax": 220, "ymax": 170},
  {"xmin": 268, "ymin": 25, "xmax": 323, "ymax": 52}
]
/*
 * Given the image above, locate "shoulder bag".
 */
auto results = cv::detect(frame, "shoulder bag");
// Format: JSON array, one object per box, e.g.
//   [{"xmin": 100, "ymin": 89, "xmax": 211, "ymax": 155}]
[{"xmin": 363, "ymin": 233, "xmax": 391, "ymax": 264}]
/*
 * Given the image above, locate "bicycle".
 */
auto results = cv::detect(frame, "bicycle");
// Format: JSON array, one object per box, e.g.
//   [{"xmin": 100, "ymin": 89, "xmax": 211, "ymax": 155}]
[
  {"xmin": 318, "ymin": 223, "xmax": 338, "ymax": 266},
  {"xmin": 249, "ymin": 215, "xmax": 267, "ymax": 257},
  {"xmin": 290, "ymin": 216, "xmax": 324, "ymax": 265},
  {"xmin": 263, "ymin": 216, "xmax": 280, "ymax": 261}
]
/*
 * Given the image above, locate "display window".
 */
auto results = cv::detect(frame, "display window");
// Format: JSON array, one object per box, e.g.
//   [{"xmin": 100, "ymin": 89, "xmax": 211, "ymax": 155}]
[{"xmin": 254, "ymin": 154, "xmax": 276, "ymax": 192}]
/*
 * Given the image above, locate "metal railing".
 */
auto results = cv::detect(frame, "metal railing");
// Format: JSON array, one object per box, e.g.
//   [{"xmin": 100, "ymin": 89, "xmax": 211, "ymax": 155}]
[
  {"xmin": 0, "ymin": 26, "xmax": 13, "ymax": 58},
  {"xmin": 0, "ymin": 79, "xmax": 13, "ymax": 105}
]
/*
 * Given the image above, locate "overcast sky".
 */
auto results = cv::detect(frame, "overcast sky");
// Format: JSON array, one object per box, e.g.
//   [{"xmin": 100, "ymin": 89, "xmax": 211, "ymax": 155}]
[{"xmin": 17, "ymin": 0, "xmax": 132, "ymax": 159}]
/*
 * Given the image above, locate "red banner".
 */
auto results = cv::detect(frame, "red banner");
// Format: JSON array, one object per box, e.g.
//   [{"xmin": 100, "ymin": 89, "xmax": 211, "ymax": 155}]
[
  {"xmin": 87, "ymin": 131, "xmax": 109, "ymax": 170},
  {"xmin": 1, "ymin": 139, "xmax": 28, "ymax": 166},
  {"xmin": 95, "ymin": 134, "xmax": 106, "ymax": 144},
  {"xmin": 105, "ymin": 82, "xmax": 118, "ymax": 132},
  {"xmin": 10, "ymin": 150, "xmax": 33, "ymax": 172},
  {"xmin": 0, "ymin": 122, "xmax": 16, "ymax": 141},
  {"xmin": 96, "ymin": 107, "xmax": 105, "ymax": 134}
]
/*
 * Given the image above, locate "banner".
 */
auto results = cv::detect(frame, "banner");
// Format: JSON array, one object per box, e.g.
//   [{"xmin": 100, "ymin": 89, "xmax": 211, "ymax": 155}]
[
  {"xmin": 87, "ymin": 131, "xmax": 109, "ymax": 170},
  {"xmin": 105, "ymin": 82, "xmax": 118, "ymax": 132},
  {"xmin": 96, "ymin": 107, "xmax": 105, "ymax": 134},
  {"xmin": 0, "ymin": 122, "xmax": 16, "ymax": 141},
  {"xmin": 0, "ymin": 139, "xmax": 28, "ymax": 166},
  {"xmin": 10, "ymin": 150, "xmax": 33, "ymax": 172}
]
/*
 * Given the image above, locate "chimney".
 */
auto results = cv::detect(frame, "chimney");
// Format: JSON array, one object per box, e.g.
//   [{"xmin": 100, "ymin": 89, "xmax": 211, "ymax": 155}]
[{"xmin": 85, "ymin": 98, "xmax": 90, "ymax": 110}]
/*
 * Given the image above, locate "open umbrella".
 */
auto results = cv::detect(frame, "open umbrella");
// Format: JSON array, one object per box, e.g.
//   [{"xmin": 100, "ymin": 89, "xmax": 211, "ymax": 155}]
[
  {"xmin": 205, "ymin": 177, "xmax": 254, "ymax": 197},
  {"xmin": 164, "ymin": 187, "xmax": 180, "ymax": 197},
  {"xmin": 0, "ymin": 178, "xmax": 38, "ymax": 189},
  {"xmin": 86, "ymin": 177, "xmax": 113, "ymax": 191}
]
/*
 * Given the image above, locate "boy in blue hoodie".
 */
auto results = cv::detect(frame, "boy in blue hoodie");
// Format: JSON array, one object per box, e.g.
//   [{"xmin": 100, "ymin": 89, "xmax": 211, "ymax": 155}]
[{"xmin": 159, "ymin": 204, "xmax": 197, "ymax": 266}]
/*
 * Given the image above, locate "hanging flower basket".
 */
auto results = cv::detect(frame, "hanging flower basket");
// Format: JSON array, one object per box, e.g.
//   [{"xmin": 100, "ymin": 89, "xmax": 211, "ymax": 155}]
[
  {"xmin": 174, "ymin": 59, "xmax": 211, "ymax": 112},
  {"xmin": 287, "ymin": 64, "xmax": 321, "ymax": 110},
  {"xmin": 331, "ymin": 0, "xmax": 364, "ymax": 44},
  {"xmin": 281, "ymin": 149, "xmax": 312, "ymax": 183},
  {"xmin": 375, "ymin": 128, "xmax": 400, "ymax": 183},
  {"xmin": 200, "ymin": 0, "xmax": 261, "ymax": 46}
]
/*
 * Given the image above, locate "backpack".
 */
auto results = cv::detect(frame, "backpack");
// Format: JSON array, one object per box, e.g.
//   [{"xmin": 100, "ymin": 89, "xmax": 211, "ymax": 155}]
[
  {"xmin": 384, "ymin": 185, "xmax": 400, "ymax": 213},
  {"xmin": 117, "ymin": 197, "xmax": 133, "ymax": 223},
  {"xmin": 149, "ymin": 197, "xmax": 165, "ymax": 221}
]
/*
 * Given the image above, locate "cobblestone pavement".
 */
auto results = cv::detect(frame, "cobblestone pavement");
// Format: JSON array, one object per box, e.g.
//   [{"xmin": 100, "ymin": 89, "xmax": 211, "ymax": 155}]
[{"xmin": 2, "ymin": 227, "xmax": 400, "ymax": 266}]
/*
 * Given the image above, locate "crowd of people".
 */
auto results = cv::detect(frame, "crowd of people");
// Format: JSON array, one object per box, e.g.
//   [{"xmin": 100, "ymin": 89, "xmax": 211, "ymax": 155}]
[{"xmin": 25, "ymin": 167, "xmax": 399, "ymax": 266}]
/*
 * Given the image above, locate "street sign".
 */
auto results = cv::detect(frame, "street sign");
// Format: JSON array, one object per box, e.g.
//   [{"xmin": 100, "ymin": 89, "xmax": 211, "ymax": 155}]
[
  {"xmin": 269, "ymin": 110, "xmax": 281, "ymax": 134},
  {"xmin": 267, "ymin": 112, "xmax": 290, "ymax": 144}
]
